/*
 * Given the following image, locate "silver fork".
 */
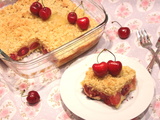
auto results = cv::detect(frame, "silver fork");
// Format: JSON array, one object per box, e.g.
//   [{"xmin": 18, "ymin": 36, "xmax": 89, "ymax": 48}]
[
  {"xmin": 136, "ymin": 30, "xmax": 159, "ymax": 73},
  {"xmin": 147, "ymin": 37, "xmax": 160, "ymax": 72}
]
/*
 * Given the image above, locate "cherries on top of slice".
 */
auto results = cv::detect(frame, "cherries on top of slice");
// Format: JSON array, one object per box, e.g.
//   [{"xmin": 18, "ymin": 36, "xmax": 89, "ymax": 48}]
[
  {"xmin": 30, "ymin": 1, "xmax": 51, "ymax": 20},
  {"xmin": 92, "ymin": 49, "xmax": 122, "ymax": 77}
]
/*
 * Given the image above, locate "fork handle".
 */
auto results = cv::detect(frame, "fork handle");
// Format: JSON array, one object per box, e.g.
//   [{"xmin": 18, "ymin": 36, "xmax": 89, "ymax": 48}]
[
  {"xmin": 155, "ymin": 48, "xmax": 160, "ymax": 68},
  {"xmin": 147, "ymin": 56, "xmax": 155, "ymax": 74},
  {"xmin": 147, "ymin": 48, "xmax": 160, "ymax": 73}
]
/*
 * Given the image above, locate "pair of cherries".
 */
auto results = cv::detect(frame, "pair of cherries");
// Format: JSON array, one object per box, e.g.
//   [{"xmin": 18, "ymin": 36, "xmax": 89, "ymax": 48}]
[
  {"xmin": 30, "ymin": 1, "xmax": 51, "ymax": 20},
  {"xmin": 67, "ymin": 12, "xmax": 89, "ymax": 30},
  {"xmin": 92, "ymin": 49, "xmax": 122, "ymax": 77},
  {"xmin": 67, "ymin": 1, "xmax": 89, "ymax": 30}
]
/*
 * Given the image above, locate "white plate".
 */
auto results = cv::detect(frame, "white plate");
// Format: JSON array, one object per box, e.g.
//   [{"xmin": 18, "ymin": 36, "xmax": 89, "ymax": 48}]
[{"xmin": 60, "ymin": 53, "xmax": 155, "ymax": 120}]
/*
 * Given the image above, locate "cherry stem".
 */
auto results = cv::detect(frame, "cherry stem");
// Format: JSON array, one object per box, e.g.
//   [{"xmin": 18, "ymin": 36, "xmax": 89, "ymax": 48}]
[
  {"xmin": 112, "ymin": 21, "xmax": 122, "ymax": 27},
  {"xmin": 41, "ymin": 0, "xmax": 45, "ymax": 7},
  {"xmin": 74, "ymin": 1, "xmax": 83, "ymax": 12},
  {"xmin": 97, "ymin": 49, "xmax": 116, "ymax": 63},
  {"xmin": 21, "ymin": 90, "xmax": 27, "ymax": 97}
]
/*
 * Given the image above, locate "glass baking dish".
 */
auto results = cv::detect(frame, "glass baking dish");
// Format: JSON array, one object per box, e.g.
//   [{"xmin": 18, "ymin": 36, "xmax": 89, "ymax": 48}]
[{"xmin": 0, "ymin": 0, "xmax": 108, "ymax": 78}]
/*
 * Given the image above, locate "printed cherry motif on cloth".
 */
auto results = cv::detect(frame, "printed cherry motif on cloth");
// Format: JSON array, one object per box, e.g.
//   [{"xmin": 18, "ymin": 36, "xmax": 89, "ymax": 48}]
[
  {"xmin": 126, "ymin": 19, "xmax": 143, "ymax": 31},
  {"xmin": 115, "ymin": 2, "xmax": 133, "ymax": 19},
  {"xmin": 112, "ymin": 42, "xmax": 131, "ymax": 55},
  {"xmin": 106, "ymin": 26, "xmax": 119, "ymax": 41},
  {"xmin": 108, "ymin": 0, "xmax": 119, "ymax": 3},
  {"xmin": 0, "ymin": 82, "xmax": 8, "ymax": 100},
  {"xmin": 137, "ymin": 0, "xmax": 155, "ymax": 12},
  {"xmin": 147, "ymin": 12, "xmax": 160, "ymax": 23},
  {"xmin": 0, "ymin": 100, "xmax": 16, "ymax": 120},
  {"xmin": 150, "ymin": 95, "xmax": 160, "ymax": 119},
  {"xmin": 56, "ymin": 110, "xmax": 72, "ymax": 120},
  {"xmin": 47, "ymin": 84, "xmax": 61, "ymax": 109},
  {"xmin": 20, "ymin": 102, "xmax": 41, "ymax": 120}
]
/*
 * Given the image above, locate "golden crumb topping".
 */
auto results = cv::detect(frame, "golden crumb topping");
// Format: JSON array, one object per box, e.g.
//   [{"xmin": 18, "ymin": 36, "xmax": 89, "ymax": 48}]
[
  {"xmin": 81, "ymin": 66, "xmax": 136, "ymax": 96},
  {"xmin": 0, "ymin": 0, "xmax": 97, "ymax": 56}
]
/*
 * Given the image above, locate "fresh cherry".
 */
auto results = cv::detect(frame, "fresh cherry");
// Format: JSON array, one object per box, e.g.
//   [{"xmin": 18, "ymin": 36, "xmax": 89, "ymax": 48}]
[
  {"xmin": 92, "ymin": 62, "xmax": 108, "ymax": 77},
  {"xmin": 77, "ymin": 17, "xmax": 90, "ymax": 30},
  {"xmin": 17, "ymin": 47, "xmax": 29, "ymax": 56},
  {"xmin": 39, "ymin": 7, "xmax": 51, "ymax": 20},
  {"xmin": 26, "ymin": 91, "xmax": 40, "ymax": 104},
  {"xmin": 67, "ymin": 12, "xmax": 77, "ymax": 24},
  {"xmin": 112, "ymin": 21, "xmax": 130, "ymax": 39},
  {"xmin": 67, "ymin": 1, "xmax": 82, "ymax": 24},
  {"xmin": 107, "ymin": 60, "xmax": 122, "ymax": 76},
  {"xmin": 30, "ymin": 2, "xmax": 42, "ymax": 16}
]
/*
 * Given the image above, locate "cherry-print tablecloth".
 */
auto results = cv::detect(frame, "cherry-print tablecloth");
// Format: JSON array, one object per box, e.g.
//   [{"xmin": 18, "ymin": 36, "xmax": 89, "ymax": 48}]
[{"xmin": 0, "ymin": 0, "xmax": 160, "ymax": 120}]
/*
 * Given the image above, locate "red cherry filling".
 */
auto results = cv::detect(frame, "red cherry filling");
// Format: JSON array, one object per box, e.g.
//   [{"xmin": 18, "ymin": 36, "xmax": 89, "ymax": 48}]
[
  {"xmin": 10, "ymin": 54, "xmax": 17, "ymax": 60},
  {"xmin": 121, "ymin": 84, "xmax": 130, "ymax": 96},
  {"xmin": 84, "ymin": 77, "xmax": 136, "ymax": 107},
  {"xmin": 26, "ymin": 90, "xmax": 40, "ymax": 104},
  {"xmin": 17, "ymin": 47, "xmax": 29, "ymax": 56},
  {"xmin": 41, "ymin": 47, "xmax": 48, "ymax": 54},
  {"xmin": 109, "ymin": 92, "xmax": 121, "ymax": 106},
  {"xmin": 100, "ymin": 93, "xmax": 112, "ymax": 105},
  {"xmin": 84, "ymin": 85, "xmax": 121, "ymax": 106},
  {"xmin": 30, "ymin": 42, "xmax": 40, "ymax": 50},
  {"xmin": 30, "ymin": 2, "xmax": 42, "ymax": 16}
]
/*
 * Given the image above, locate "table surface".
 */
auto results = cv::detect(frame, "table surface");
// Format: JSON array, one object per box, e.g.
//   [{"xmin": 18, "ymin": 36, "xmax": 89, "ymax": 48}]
[{"xmin": 0, "ymin": 0, "xmax": 160, "ymax": 120}]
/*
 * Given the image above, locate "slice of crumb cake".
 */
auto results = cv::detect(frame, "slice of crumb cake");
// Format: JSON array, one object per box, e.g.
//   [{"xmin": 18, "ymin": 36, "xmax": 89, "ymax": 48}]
[{"xmin": 81, "ymin": 66, "xmax": 136, "ymax": 108}]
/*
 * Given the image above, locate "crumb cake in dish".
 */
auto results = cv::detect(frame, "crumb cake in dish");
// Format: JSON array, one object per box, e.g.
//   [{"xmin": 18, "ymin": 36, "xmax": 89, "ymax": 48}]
[
  {"xmin": 0, "ymin": 0, "xmax": 107, "ymax": 78},
  {"xmin": 0, "ymin": 0, "xmax": 97, "ymax": 61},
  {"xmin": 81, "ymin": 66, "xmax": 136, "ymax": 108}
]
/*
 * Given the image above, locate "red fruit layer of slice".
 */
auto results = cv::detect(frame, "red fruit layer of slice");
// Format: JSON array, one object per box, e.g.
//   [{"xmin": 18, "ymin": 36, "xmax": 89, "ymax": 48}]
[
  {"xmin": 9, "ymin": 42, "xmax": 49, "ymax": 60},
  {"xmin": 17, "ymin": 47, "xmax": 29, "ymax": 56},
  {"xmin": 10, "ymin": 54, "xmax": 17, "ymax": 60},
  {"xmin": 41, "ymin": 47, "xmax": 48, "ymax": 54},
  {"xmin": 29, "ymin": 42, "xmax": 40, "ymax": 50},
  {"xmin": 83, "ymin": 77, "xmax": 136, "ymax": 107}
]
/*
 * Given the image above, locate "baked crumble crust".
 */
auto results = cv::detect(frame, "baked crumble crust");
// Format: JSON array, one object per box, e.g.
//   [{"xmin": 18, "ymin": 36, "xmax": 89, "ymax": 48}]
[{"xmin": 81, "ymin": 66, "xmax": 136, "ymax": 96}]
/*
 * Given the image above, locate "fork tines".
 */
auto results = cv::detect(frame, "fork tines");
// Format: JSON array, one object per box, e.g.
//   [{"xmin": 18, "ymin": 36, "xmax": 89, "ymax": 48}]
[{"xmin": 136, "ymin": 29, "xmax": 152, "ymax": 46}]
